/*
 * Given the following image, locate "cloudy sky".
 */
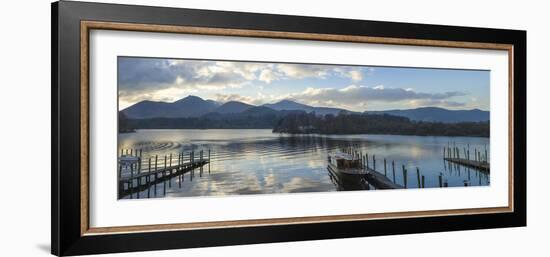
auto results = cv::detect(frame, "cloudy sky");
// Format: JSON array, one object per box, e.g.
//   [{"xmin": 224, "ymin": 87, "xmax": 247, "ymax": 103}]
[{"xmin": 118, "ymin": 57, "xmax": 489, "ymax": 111}]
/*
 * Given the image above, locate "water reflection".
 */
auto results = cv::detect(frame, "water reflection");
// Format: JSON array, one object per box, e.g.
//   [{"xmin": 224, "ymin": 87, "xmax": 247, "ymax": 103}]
[{"xmin": 118, "ymin": 129, "xmax": 490, "ymax": 198}]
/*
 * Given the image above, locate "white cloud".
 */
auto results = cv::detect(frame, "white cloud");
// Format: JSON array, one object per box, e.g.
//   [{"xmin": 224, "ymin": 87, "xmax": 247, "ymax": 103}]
[
  {"xmin": 349, "ymin": 70, "xmax": 363, "ymax": 82},
  {"xmin": 276, "ymin": 84, "xmax": 466, "ymax": 110},
  {"xmin": 259, "ymin": 69, "xmax": 277, "ymax": 84}
]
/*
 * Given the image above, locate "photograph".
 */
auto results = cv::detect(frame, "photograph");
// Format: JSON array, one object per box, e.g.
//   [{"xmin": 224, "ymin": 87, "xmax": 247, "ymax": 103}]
[{"xmin": 117, "ymin": 57, "xmax": 491, "ymax": 199}]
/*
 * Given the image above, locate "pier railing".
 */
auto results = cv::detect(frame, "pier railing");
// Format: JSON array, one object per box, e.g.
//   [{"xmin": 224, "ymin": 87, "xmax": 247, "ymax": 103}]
[
  {"xmin": 443, "ymin": 143, "xmax": 490, "ymax": 171},
  {"xmin": 118, "ymin": 149, "xmax": 211, "ymax": 199},
  {"xmin": 340, "ymin": 147, "xmax": 449, "ymax": 189}
]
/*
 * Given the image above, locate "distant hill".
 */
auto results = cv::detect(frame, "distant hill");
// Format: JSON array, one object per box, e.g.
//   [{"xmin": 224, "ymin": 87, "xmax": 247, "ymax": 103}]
[
  {"xmin": 365, "ymin": 107, "xmax": 489, "ymax": 123},
  {"xmin": 212, "ymin": 101, "xmax": 253, "ymax": 114},
  {"xmin": 263, "ymin": 100, "xmax": 347, "ymax": 116},
  {"xmin": 122, "ymin": 96, "xmax": 489, "ymax": 124},
  {"xmin": 122, "ymin": 95, "xmax": 218, "ymax": 119}
]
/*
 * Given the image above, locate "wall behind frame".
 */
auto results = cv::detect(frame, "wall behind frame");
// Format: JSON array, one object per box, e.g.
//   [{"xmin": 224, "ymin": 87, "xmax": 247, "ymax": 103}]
[{"xmin": 0, "ymin": 0, "xmax": 545, "ymax": 256}]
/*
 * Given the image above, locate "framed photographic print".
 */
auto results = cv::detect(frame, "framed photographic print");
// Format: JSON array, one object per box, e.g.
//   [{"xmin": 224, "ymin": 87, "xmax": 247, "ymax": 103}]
[{"xmin": 51, "ymin": 1, "xmax": 526, "ymax": 256}]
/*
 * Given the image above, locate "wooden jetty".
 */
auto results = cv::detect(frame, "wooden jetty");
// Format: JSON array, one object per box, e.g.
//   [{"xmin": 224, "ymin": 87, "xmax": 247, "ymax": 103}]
[
  {"xmin": 339, "ymin": 147, "xmax": 452, "ymax": 189},
  {"xmin": 365, "ymin": 167, "xmax": 403, "ymax": 189},
  {"xmin": 444, "ymin": 158, "xmax": 489, "ymax": 172},
  {"xmin": 118, "ymin": 149, "xmax": 211, "ymax": 199},
  {"xmin": 443, "ymin": 143, "xmax": 490, "ymax": 172}
]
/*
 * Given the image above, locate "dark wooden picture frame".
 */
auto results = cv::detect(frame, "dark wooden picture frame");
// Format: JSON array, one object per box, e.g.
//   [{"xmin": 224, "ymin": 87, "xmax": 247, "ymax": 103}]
[{"xmin": 52, "ymin": 1, "xmax": 526, "ymax": 256}]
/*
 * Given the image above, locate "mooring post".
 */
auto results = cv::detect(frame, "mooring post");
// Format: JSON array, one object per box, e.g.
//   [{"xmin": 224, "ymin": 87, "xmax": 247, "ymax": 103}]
[
  {"xmin": 366, "ymin": 153, "xmax": 369, "ymax": 169},
  {"xmin": 118, "ymin": 165, "xmax": 122, "ymax": 197},
  {"xmin": 178, "ymin": 152, "xmax": 182, "ymax": 188},
  {"xmin": 392, "ymin": 160, "xmax": 396, "ymax": 183},
  {"xmin": 154, "ymin": 155, "xmax": 158, "ymax": 196},
  {"xmin": 360, "ymin": 151, "xmax": 363, "ymax": 168},
  {"xmin": 383, "ymin": 158, "xmax": 387, "ymax": 176},
  {"xmin": 163, "ymin": 155, "xmax": 167, "ymax": 195},
  {"xmin": 147, "ymin": 157, "xmax": 151, "ymax": 198},
  {"xmin": 438, "ymin": 173, "xmax": 443, "ymax": 187},
  {"xmin": 416, "ymin": 167, "xmax": 421, "ymax": 188},
  {"xmin": 402, "ymin": 165, "xmax": 407, "ymax": 188},
  {"xmin": 443, "ymin": 147, "xmax": 445, "ymax": 159},
  {"xmin": 373, "ymin": 155, "xmax": 376, "ymax": 171},
  {"xmin": 200, "ymin": 150, "xmax": 204, "ymax": 177},
  {"xmin": 168, "ymin": 153, "xmax": 173, "ymax": 188},
  {"xmin": 129, "ymin": 161, "xmax": 134, "ymax": 199}
]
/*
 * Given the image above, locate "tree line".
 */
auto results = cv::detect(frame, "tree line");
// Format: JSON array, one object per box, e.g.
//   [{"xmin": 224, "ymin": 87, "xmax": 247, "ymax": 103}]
[
  {"xmin": 120, "ymin": 110, "xmax": 489, "ymax": 137},
  {"xmin": 272, "ymin": 112, "xmax": 489, "ymax": 137}
]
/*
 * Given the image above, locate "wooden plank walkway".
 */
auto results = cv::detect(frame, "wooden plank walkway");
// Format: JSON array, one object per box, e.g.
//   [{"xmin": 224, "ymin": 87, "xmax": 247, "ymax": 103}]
[
  {"xmin": 365, "ymin": 168, "xmax": 403, "ymax": 189},
  {"xmin": 444, "ymin": 157, "xmax": 490, "ymax": 172},
  {"xmin": 118, "ymin": 149, "xmax": 211, "ymax": 199},
  {"xmin": 119, "ymin": 159, "xmax": 209, "ymax": 198},
  {"xmin": 339, "ymin": 147, "xmax": 439, "ymax": 190}
]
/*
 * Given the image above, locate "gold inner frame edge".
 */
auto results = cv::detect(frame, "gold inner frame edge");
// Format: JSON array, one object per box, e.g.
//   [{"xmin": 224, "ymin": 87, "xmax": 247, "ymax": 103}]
[{"xmin": 80, "ymin": 20, "xmax": 515, "ymax": 236}]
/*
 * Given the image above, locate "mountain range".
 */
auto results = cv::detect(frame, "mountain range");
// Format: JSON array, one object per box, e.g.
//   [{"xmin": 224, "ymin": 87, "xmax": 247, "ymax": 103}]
[{"xmin": 121, "ymin": 95, "xmax": 489, "ymax": 123}]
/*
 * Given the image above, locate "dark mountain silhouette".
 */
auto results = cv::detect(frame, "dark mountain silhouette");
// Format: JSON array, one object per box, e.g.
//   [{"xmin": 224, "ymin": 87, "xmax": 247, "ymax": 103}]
[
  {"xmin": 122, "ymin": 95, "xmax": 218, "ymax": 119},
  {"xmin": 263, "ymin": 100, "xmax": 347, "ymax": 116},
  {"xmin": 212, "ymin": 101, "xmax": 254, "ymax": 114},
  {"xmin": 365, "ymin": 107, "xmax": 489, "ymax": 123},
  {"xmin": 122, "ymin": 96, "xmax": 489, "ymax": 124}
]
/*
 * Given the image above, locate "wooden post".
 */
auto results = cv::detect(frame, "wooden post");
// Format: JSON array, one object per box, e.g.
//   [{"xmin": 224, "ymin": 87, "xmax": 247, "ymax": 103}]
[
  {"xmin": 475, "ymin": 149, "xmax": 478, "ymax": 161},
  {"xmin": 373, "ymin": 155, "xmax": 376, "ymax": 170},
  {"xmin": 200, "ymin": 150, "xmax": 203, "ymax": 177},
  {"xmin": 402, "ymin": 165, "xmax": 407, "ymax": 189},
  {"xmin": 366, "ymin": 153, "xmax": 369, "ymax": 169},
  {"xmin": 485, "ymin": 149, "xmax": 488, "ymax": 163},
  {"xmin": 383, "ymin": 158, "xmax": 387, "ymax": 176},
  {"xmin": 147, "ymin": 157, "xmax": 151, "ymax": 198},
  {"xmin": 168, "ymin": 153, "xmax": 172, "ymax": 188},
  {"xmin": 416, "ymin": 167, "xmax": 421, "ymax": 188},
  {"xmin": 438, "ymin": 173, "xmax": 443, "ymax": 187},
  {"xmin": 136, "ymin": 176, "xmax": 140, "ymax": 199},
  {"xmin": 120, "ymin": 149, "xmax": 123, "ymax": 157},
  {"xmin": 163, "ymin": 155, "xmax": 167, "ymax": 195},
  {"xmin": 129, "ymin": 161, "xmax": 134, "ymax": 199},
  {"xmin": 443, "ymin": 180, "xmax": 448, "ymax": 187},
  {"xmin": 464, "ymin": 180, "xmax": 469, "ymax": 187},
  {"xmin": 154, "ymin": 155, "xmax": 158, "ymax": 196},
  {"xmin": 443, "ymin": 148, "xmax": 445, "ymax": 159},
  {"xmin": 118, "ymin": 165, "xmax": 122, "ymax": 197},
  {"xmin": 359, "ymin": 151, "xmax": 363, "ymax": 168},
  {"xmin": 208, "ymin": 149, "xmax": 211, "ymax": 173},
  {"xmin": 392, "ymin": 161, "xmax": 396, "ymax": 183}
]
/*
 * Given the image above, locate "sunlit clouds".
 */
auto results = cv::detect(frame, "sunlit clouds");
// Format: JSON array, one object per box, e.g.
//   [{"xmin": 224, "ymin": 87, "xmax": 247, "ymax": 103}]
[{"xmin": 118, "ymin": 57, "xmax": 489, "ymax": 111}]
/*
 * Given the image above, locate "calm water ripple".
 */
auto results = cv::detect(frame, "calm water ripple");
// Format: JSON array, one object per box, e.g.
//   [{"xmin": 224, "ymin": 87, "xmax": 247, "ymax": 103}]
[{"xmin": 118, "ymin": 129, "xmax": 490, "ymax": 199}]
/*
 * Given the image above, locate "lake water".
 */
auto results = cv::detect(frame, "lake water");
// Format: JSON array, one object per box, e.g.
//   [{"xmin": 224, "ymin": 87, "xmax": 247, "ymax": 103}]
[{"xmin": 118, "ymin": 129, "xmax": 490, "ymax": 199}]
